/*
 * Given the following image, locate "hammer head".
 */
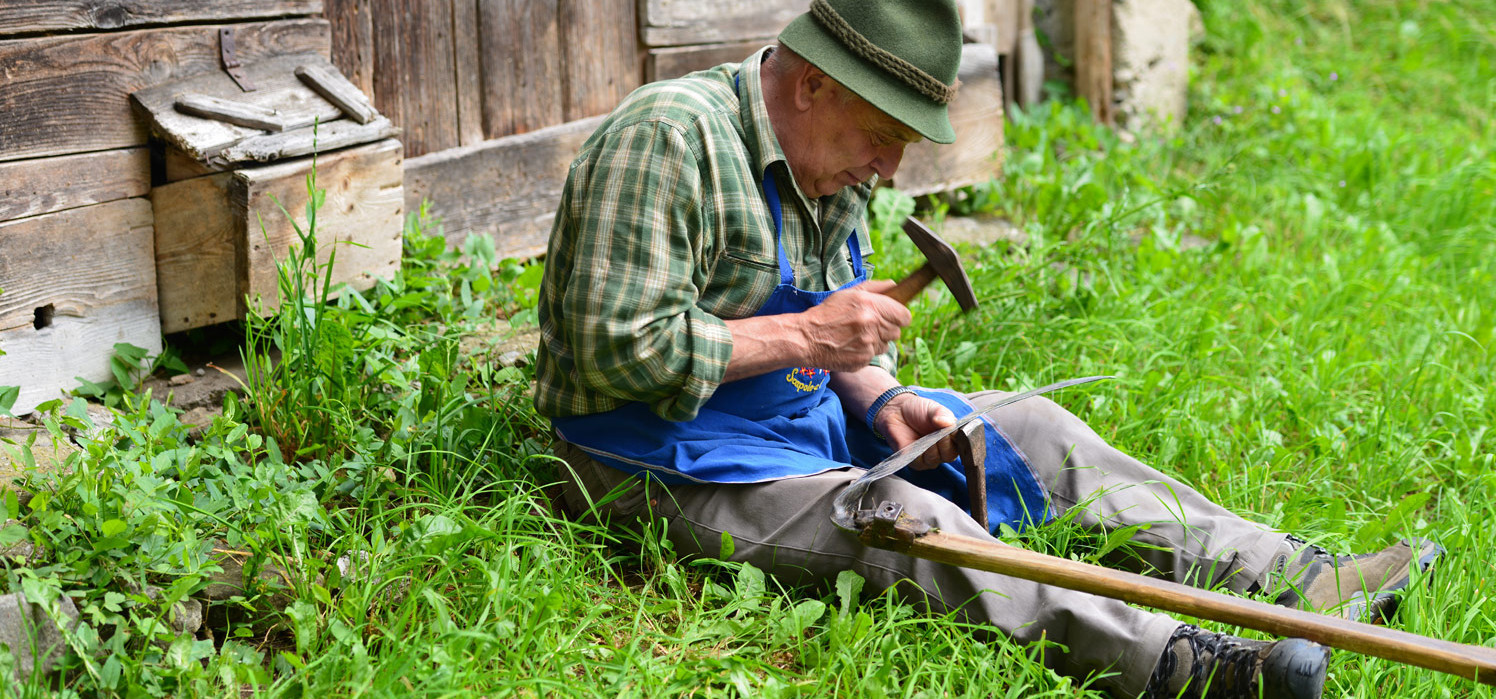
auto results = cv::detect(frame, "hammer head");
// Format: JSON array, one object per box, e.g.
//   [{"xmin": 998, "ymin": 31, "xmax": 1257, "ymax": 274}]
[{"xmin": 901, "ymin": 217, "xmax": 978, "ymax": 311}]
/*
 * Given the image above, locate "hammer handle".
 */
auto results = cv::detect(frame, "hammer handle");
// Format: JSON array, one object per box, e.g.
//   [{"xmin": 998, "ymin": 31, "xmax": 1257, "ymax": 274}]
[{"xmin": 882, "ymin": 263, "xmax": 939, "ymax": 306}]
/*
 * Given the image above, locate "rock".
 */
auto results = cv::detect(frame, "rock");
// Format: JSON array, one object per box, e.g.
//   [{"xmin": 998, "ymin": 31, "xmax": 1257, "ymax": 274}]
[
  {"xmin": 939, "ymin": 215, "xmax": 1030, "ymax": 249},
  {"xmin": 121, "ymin": 582, "xmax": 204, "ymax": 636},
  {"xmin": 179, "ymin": 406, "xmax": 221, "ymax": 440},
  {"xmin": 458, "ymin": 323, "xmax": 540, "ymax": 368},
  {"xmin": 202, "ymin": 549, "xmax": 293, "ymax": 611},
  {"xmin": 0, "ymin": 591, "xmax": 79, "ymax": 682},
  {"xmin": 0, "ymin": 521, "xmax": 42, "ymax": 565},
  {"xmin": 1112, "ymin": 0, "xmax": 1197, "ymax": 132},
  {"xmin": 0, "ymin": 432, "xmax": 79, "ymax": 488},
  {"xmin": 137, "ymin": 355, "xmax": 248, "ymax": 412}
]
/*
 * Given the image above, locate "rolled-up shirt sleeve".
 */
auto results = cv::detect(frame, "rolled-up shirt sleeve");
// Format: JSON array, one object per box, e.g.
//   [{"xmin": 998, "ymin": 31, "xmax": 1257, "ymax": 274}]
[{"xmin": 554, "ymin": 120, "xmax": 733, "ymax": 422}]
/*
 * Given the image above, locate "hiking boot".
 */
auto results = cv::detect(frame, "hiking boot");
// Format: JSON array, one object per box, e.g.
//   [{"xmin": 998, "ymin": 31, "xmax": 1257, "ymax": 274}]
[
  {"xmin": 1269, "ymin": 537, "xmax": 1444, "ymax": 622},
  {"xmin": 1143, "ymin": 625, "xmax": 1329, "ymax": 699}
]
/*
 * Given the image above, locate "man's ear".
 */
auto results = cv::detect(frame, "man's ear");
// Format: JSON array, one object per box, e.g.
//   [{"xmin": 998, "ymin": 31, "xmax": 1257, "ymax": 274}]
[{"xmin": 794, "ymin": 67, "xmax": 829, "ymax": 111}]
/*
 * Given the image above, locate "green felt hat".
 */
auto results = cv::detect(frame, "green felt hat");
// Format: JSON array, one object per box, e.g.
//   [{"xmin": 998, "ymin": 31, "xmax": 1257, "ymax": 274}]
[{"xmin": 779, "ymin": 0, "xmax": 963, "ymax": 144}]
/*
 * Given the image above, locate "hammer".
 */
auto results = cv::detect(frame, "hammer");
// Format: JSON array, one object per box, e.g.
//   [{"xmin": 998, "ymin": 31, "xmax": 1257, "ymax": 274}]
[{"xmin": 880, "ymin": 217, "xmax": 978, "ymax": 311}]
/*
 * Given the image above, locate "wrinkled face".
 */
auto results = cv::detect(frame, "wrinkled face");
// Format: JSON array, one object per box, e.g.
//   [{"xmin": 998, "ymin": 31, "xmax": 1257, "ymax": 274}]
[{"xmin": 787, "ymin": 83, "xmax": 923, "ymax": 199}]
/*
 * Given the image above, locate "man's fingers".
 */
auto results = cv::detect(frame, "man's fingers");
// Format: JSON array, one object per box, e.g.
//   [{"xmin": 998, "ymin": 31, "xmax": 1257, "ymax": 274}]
[{"xmin": 857, "ymin": 278, "xmax": 898, "ymax": 294}]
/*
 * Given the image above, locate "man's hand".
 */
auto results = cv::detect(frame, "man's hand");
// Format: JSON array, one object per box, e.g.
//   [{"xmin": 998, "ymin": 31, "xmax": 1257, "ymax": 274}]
[
  {"xmin": 723, "ymin": 279, "xmax": 910, "ymax": 382},
  {"xmin": 873, "ymin": 393, "xmax": 959, "ymax": 469},
  {"xmin": 797, "ymin": 279, "xmax": 911, "ymax": 372}
]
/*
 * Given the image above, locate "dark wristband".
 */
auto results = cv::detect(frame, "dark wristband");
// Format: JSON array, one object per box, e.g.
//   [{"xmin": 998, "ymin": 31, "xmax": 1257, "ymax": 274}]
[{"xmin": 864, "ymin": 386, "xmax": 916, "ymax": 442}]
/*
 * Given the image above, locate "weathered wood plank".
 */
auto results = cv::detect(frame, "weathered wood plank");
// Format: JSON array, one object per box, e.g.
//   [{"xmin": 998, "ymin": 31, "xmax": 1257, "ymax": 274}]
[
  {"xmin": 639, "ymin": 0, "xmax": 807, "ymax": 48},
  {"xmin": 404, "ymin": 116, "xmax": 602, "ymax": 260},
  {"xmin": 133, "ymin": 53, "xmax": 365, "ymax": 164},
  {"xmin": 219, "ymin": 116, "xmax": 398, "ymax": 163},
  {"xmin": 893, "ymin": 44, "xmax": 1004, "ymax": 196},
  {"xmin": 149, "ymin": 173, "xmax": 241, "ymax": 333},
  {"xmin": 0, "ymin": 149, "xmax": 149, "ymax": 222},
  {"xmin": 296, "ymin": 63, "xmax": 377, "ymax": 123},
  {"xmin": 646, "ymin": 41, "xmax": 760, "ymax": 83},
  {"xmin": 376, "ymin": 0, "xmax": 457, "ymax": 157},
  {"xmin": 0, "ymin": 19, "xmax": 330, "ymax": 163},
  {"xmin": 324, "ymin": 0, "xmax": 375, "ymax": 100},
  {"xmin": 239, "ymin": 139, "xmax": 404, "ymax": 311},
  {"xmin": 559, "ymin": 0, "xmax": 641, "ymax": 121},
  {"xmin": 450, "ymin": 0, "xmax": 484, "ymax": 146},
  {"xmin": 0, "ymin": 1, "xmax": 321, "ymax": 38},
  {"xmin": 369, "ymin": 0, "xmax": 406, "ymax": 149},
  {"xmin": 1074, "ymin": 0, "xmax": 1113, "ymax": 125},
  {"xmin": 479, "ymin": 0, "xmax": 563, "ymax": 138},
  {"xmin": 0, "ymin": 199, "xmax": 160, "ymax": 415}
]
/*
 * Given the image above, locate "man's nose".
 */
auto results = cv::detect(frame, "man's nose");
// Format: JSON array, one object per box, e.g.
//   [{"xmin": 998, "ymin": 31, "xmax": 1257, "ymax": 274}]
[{"xmin": 872, "ymin": 143, "xmax": 906, "ymax": 179}]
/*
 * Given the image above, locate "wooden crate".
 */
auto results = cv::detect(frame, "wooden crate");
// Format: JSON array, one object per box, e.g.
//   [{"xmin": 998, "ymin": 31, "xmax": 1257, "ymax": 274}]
[
  {"xmin": 151, "ymin": 139, "xmax": 404, "ymax": 333},
  {"xmin": 0, "ymin": 199, "xmax": 161, "ymax": 415}
]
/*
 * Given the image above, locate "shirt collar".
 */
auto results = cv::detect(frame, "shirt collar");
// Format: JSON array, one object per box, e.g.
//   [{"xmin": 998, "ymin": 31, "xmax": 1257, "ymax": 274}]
[{"xmin": 736, "ymin": 46, "xmax": 786, "ymax": 180}]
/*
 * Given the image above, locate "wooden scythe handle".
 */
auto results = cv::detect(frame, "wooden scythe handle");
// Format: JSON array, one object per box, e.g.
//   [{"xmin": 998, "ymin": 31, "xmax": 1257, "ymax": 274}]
[{"xmin": 861, "ymin": 522, "xmax": 1496, "ymax": 686}]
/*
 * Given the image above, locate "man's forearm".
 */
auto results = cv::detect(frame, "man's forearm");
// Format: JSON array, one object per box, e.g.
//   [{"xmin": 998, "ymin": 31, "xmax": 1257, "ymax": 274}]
[
  {"xmin": 722, "ymin": 315, "xmax": 809, "ymax": 382},
  {"xmin": 827, "ymin": 365, "xmax": 901, "ymax": 418}
]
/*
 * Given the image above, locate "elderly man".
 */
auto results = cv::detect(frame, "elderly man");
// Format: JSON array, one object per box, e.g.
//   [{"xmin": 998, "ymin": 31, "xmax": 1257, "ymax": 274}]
[{"xmin": 534, "ymin": 0, "xmax": 1437, "ymax": 696}]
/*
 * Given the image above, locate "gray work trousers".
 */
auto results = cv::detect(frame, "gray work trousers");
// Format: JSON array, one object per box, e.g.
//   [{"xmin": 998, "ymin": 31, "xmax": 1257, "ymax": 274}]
[{"xmin": 554, "ymin": 390, "xmax": 1290, "ymax": 697}]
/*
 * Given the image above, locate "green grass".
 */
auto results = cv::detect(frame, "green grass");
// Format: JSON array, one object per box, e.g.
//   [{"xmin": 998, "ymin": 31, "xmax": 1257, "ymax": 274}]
[{"xmin": 2, "ymin": 0, "xmax": 1494, "ymax": 696}]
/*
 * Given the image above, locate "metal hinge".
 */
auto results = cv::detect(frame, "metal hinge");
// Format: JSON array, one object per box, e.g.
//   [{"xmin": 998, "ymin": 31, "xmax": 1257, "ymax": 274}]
[{"xmin": 219, "ymin": 28, "xmax": 256, "ymax": 92}]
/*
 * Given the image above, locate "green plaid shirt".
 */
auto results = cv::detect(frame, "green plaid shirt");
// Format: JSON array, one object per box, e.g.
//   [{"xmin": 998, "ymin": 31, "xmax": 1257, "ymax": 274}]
[{"xmin": 534, "ymin": 47, "xmax": 893, "ymax": 421}]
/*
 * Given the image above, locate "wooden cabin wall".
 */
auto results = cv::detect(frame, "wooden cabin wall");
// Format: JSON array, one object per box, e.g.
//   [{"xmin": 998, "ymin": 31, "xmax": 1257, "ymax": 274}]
[{"xmin": 324, "ymin": 0, "xmax": 642, "ymax": 158}]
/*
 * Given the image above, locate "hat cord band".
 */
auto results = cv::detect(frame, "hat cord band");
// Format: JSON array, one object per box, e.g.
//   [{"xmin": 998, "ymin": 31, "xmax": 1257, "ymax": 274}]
[{"xmin": 808, "ymin": 0, "xmax": 958, "ymax": 105}]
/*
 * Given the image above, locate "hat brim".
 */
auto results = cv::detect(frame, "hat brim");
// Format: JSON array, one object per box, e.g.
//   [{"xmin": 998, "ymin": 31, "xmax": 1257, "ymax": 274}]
[{"xmin": 779, "ymin": 14, "xmax": 957, "ymax": 145}]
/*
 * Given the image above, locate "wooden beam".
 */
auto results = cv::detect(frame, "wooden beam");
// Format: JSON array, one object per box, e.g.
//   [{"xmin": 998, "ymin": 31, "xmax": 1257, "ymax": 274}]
[
  {"xmin": 893, "ymin": 44, "xmax": 1004, "ymax": 197},
  {"xmin": 638, "ymin": 0, "xmax": 807, "ymax": 48},
  {"xmin": 0, "ymin": 1, "xmax": 322, "ymax": 38},
  {"xmin": 389, "ymin": 0, "xmax": 458, "ymax": 157},
  {"xmin": 478, "ymin": 0, "xmax": 563, "ymax": 138},
  {"xmin": 646, "ymin": 41, "xmax": 762, "ymax": 83},
  {"xmin": 559, "ymin": 0, "xmax": 641, "ymax": 122},
  {"xmin": 1074, "ymin": 0, "xmax": 1113, "ymax": 125},
  {"xmin": 0, "ymin": 199, "xmax": 161, "ymax": 415},
  {"xmin": 450, "ymin": 0, "xmax": 485, "ymax": 146},
  {"xmin": 0, "ymin": 19, "xmax": 330, "ymax": 163},
  {"xmin": 0, "ymin": 149, "xmax": 149, "ymax": 222},
  {"xmin": 403, "ymin": 116, "xmax": 603, "ymax": 261}
]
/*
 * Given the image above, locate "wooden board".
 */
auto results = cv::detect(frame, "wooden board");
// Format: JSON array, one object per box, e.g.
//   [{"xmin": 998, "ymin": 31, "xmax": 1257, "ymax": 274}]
[
  {"xmin": 238, "ymin": 139, "xmax": 404, "ymax": 311},
  {"xmin": 558, "ymin": 0, "xmax": 641, "ymax": 121},
  {"xmin": 639, "ymin": 0, "xmax": 807, "ymax": 48},
  {"xmin": 0, "ymin": 1, "xmax": 321, "ymax": 38},
  {"xmin": 324, "ymin": 0, "xmax": 375, "ymax": 101},
  {"xmin": 893, "ymin": 44, "xmax": 1005, "ymax": 196},
  {"xmin": 1074, "ymin": 0, "xmax": 1113, "ymax": 125},
  {"xmin": 0, "ymin": 199, "xmax": 161, "ymax": 415},
  {"xmin": 646, "ymin": 41, "xmax": 761, "ymax": 83},
  {"xmin": 0, "ymin": 19, "xmax": 330, "ymax": 163},
  {"xmin": 150, "ymin": 174, "xmax": 241, "ymax": 333},
  {"xmin": 131, "ymin": 53, "xmax": 362, "ymax": 163},
  {"xmin": 365, "ymin": 0, "xmax": 458, "ymax": 158},
  {"xmin": 451, "ymin": 0, "xmax": 484, "ymax": 146},
  {"xmin": 478, "ymin": 0, "xmax": 563, "ymax": 138},
  {"xmin": 403, "ymin": 116, "xmax": 603, "ymax": 261},
  {"xmin": 0, "ymin": 149, "xmax": 149, "ymax": 222}
]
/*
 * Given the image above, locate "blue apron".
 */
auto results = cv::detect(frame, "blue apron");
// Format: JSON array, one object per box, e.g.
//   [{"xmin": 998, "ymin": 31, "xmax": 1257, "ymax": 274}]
[{"xmin": 553, "ymin": 100, "xmax": 1052, "ymax": 532}]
